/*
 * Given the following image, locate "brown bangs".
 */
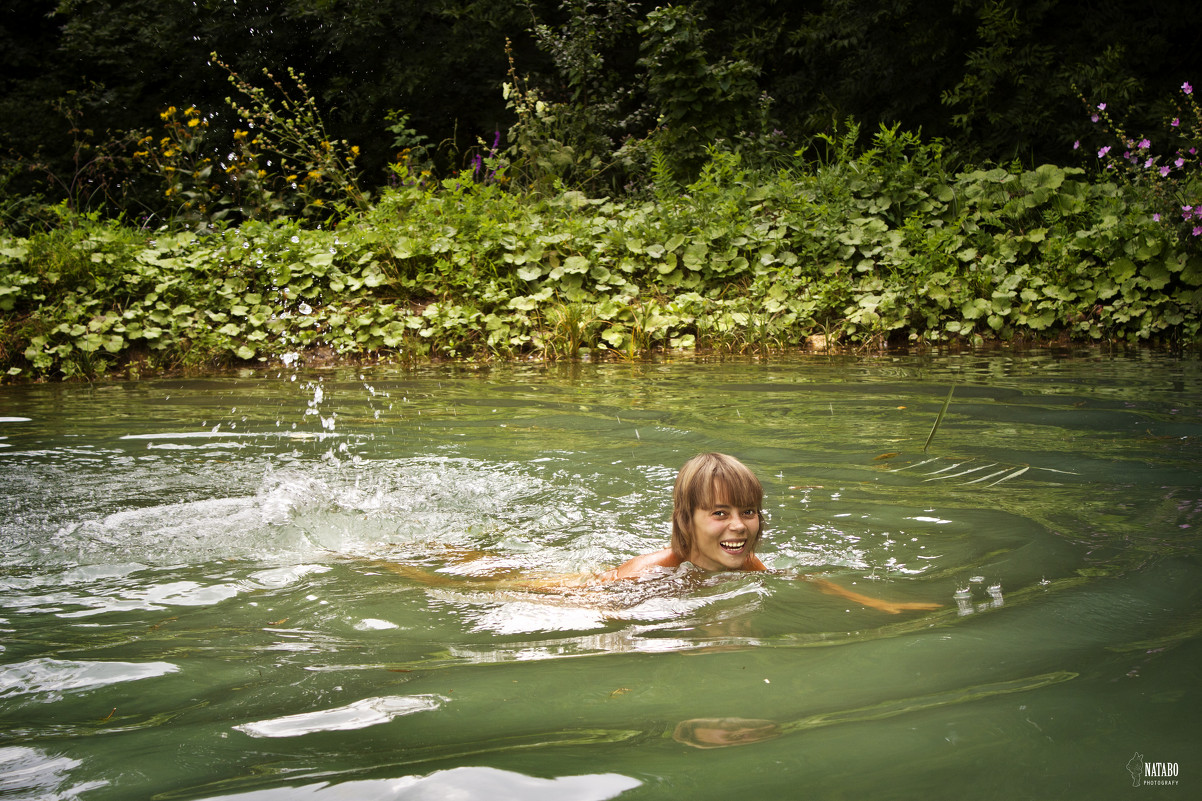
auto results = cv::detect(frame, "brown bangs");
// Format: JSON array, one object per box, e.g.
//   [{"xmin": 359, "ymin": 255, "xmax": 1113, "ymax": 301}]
[{"xmin": 675, "ymin": 453, "xmax": 764, "ymax": 512}]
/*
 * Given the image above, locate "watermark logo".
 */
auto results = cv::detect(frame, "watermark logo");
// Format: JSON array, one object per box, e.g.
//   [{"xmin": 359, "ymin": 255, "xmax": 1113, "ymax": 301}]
[{"xmin": 1127, "ymin": 753, "xmax": 1180, "ymax": 787}]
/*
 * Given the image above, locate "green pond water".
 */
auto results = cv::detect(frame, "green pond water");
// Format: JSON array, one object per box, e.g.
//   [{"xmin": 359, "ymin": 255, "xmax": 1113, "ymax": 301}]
[{"xmin": 1, "ymin": 352, "xmax": 1199, "ymax": 800}]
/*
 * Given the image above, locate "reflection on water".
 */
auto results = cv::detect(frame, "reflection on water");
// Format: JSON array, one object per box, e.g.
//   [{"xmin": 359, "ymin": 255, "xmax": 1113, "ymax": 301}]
[
  {"xmin": 1, "ymin": 353, "xmax": 1200, "ymax": 799},
  {"xmin": 234, "ymin": 694, "xmax": 449, "ymax": 738},
  {"xmin": 202, "ymin": 767, "xmax": 642, "ymax": 801}
]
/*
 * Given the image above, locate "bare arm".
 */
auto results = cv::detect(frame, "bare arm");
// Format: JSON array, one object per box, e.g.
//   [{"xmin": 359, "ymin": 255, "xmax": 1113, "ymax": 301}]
[{"xmin": 810, "ymin": 577, "xmax": 942, "ymax": 614}]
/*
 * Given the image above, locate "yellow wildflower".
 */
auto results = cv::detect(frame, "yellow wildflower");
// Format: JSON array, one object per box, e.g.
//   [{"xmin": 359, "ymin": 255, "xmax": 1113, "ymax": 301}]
[
  {"xmin": 160, "ymin": 106, "xmax": 177, "ymax": 120},
  {"xmin": 187, "ymin": 118, "xmax": 200, "ymax": 128}
]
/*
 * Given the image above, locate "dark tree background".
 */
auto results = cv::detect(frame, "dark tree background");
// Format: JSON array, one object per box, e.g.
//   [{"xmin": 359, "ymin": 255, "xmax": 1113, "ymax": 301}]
[{"xmin": 2, "ymin": 0, "xmax": 1200, "ymax": 209}]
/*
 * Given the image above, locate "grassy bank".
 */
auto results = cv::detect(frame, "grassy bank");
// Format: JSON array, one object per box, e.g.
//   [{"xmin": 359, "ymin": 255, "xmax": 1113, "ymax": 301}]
[{"xmin": 2, "ymin": 132, "xmax": 1200, "ymax": 381}]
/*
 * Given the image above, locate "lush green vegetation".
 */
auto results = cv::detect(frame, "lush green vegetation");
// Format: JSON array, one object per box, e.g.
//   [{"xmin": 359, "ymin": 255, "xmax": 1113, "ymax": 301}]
[
  {"xmin": 2, "ymin": 2, "xmax": 1200, "ymax": 380},
  {"xmin": 4, "ymin": 119, "xmax": 1199, "ymax": 380},
  {"xmin": 4, "ymin": 0, "xmax": 1201, "ymax": 218}
]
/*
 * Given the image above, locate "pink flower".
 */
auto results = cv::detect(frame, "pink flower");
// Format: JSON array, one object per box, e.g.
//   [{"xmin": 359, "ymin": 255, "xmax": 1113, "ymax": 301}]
[
  {"xmin": 1138, "ymin": 138, "xmax": 1151, "ymax": 149},
  {"xmin": 1091, "ymin": 114, "xmax": 1099, "ymax": 123},
  {"xmin": 1153, "ymin": 213, "xmax": 1161, "ymax": 222},
  {"xmin": 1176, "ymin": 158, "xmax": 1186, "ymax": 168},
  {"xmin": 1098, "ymin": 102, "xmax": 1107, "ymax": 110},
  {"xmin": 1172, "ymin": 118, "xmax": 1181, "ymax": 127},
  {"xmin": 1098, "ymin": 146, "xmax": 1111, "ymax": 157},
  {"xmin": 1073, "ymin": 140, "xmax": 1080, "ymax": 150},
  {"xmin": 1160, "ymin": 165, "xmax": 1172, "ymax": 176},
  {"xmin": 1145, "ymin": 157, "xmax": 1154, "ymax": 168},
  {"xmin": 1193, "ymin": 226, "xmax": 1202, "ymax": 236},
  {"xmin": 1184, "ymin": 82, "xmax": 1193, "ymax": 95}
]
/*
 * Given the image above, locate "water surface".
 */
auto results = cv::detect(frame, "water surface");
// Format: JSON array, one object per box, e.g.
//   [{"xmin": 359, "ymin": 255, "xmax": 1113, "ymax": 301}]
[{"xmin": 1, "ymin": 352, "xmax": 1199, "ymax": 799}]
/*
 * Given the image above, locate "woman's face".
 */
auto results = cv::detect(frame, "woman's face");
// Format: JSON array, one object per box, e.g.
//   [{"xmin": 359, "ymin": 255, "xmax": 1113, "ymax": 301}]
[{"xmin": 685, "ymin": 489, "xmax": 760, "ymax": 571}]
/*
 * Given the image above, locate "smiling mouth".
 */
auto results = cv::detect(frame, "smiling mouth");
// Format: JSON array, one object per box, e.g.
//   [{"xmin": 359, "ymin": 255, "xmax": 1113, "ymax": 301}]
[{"xmin": 720, "ymin": 539, "xmax": 747, "ymax": 554}]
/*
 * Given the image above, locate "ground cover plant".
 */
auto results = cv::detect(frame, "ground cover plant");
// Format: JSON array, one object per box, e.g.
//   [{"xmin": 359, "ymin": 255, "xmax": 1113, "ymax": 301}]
[{"xmin": 3, "ymin": 114, "xmax": 1199, "ymax": 381}]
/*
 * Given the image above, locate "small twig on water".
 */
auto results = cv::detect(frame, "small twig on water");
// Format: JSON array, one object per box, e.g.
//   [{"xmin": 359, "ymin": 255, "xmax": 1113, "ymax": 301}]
[{"xmin": 923, "ymin": 385, "xmax": 955, "ymax": 453}]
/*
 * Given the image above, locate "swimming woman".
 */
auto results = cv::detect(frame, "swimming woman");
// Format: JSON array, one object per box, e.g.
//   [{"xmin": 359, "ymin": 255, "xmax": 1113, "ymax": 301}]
[{"xmin": 595, "ymin": 452, "xmax": 941, "ymax": 614}]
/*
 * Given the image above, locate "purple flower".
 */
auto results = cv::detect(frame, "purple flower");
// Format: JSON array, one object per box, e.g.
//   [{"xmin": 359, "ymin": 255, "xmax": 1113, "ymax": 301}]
[
  {"xmin": 1184, "ymin": 82, "xmax": 1193, "ymax": 95},
  {"xmin": 1098, "ymin": 102, "xmax": 1107, "ymax": 110},
  {"xmin": 1172, "ymin": 118, "xmax": 1181, "ymax": 128},
  {"xmin": 1138, "ymin": 138, "xmax": 1151, "ymax": 149},
  {"xmin": 1091, "ymin": 114, "xmax": 1099, "ymax": 123},
  {"xmin": 1194, "ymin": 226, "xmax": 1202, "ymax": 236},
  {"xmin": 1177, "ymin": 158, "xmax": 1186, "ymax": 168},
  {"xmin": 1073, "ymin": 140, "xmax": 1080, "ymax": 150},
  {"xmin": 1098, "ymin": 146, "xmax": 1111, "ymax": 157},
  {"xmin": 1153, "ymin": 213, "xmax": 1161, "ymax": 222},
  {"xmin": 1145, "ymin": 157, "xmax": 1154, "ymax": 168},
  {"xmin": 1160, "ymin": 165, "xmax": 1172, "ymax": 176}
]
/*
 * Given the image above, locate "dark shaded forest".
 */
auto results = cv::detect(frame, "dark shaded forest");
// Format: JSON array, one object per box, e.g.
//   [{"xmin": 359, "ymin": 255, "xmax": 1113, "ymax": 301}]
[
  {"xmin": 3, "ymin": 0, "xmax": 1200, "ymax": 220},
  {"xmin": 2, "ymin": 1, "xmax": 1200, "ymax": 378}
]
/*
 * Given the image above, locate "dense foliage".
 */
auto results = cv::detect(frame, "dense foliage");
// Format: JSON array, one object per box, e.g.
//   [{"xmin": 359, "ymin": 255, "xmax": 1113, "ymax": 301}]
[
  {"xmin": 3, "ymin": 0, "xmax": 1201, "ymax": 225},
  {"xmin": 4, "ymin": 124, "xmax": 1199, "ymax": 380},
  {"xmin": 2, "ymin": 1, "xmax": 1199, "ymax": 380}
]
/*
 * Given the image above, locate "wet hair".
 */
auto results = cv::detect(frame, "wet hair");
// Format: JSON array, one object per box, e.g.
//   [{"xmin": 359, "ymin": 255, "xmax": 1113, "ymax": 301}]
[{"xmin": 670, "ymin": 452, "xmax": 764, "ymax": 562}]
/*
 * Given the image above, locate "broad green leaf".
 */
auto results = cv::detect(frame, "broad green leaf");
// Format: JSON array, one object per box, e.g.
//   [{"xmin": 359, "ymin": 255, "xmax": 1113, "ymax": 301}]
[{"xmin": 563, "ymin": 255, "xmax": 590, "ymax": 274}]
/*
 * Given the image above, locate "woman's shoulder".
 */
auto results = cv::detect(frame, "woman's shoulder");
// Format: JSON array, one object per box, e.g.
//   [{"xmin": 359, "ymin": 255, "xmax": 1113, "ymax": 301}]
[
  {"xmin": 596, "ymin": 549, "xmax": 768, "ymax": 583},
  {"xmin": 596, "ymin": 548, "xmax": 683, "ymax": 582}
]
